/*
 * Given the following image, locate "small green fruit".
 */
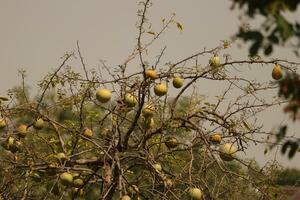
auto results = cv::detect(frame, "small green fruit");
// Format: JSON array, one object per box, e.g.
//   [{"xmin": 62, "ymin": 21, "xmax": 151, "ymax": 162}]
[
  {"xmin": 73, "ymin": 178, "xmax": 84, "ymax": 187},
  {"xmin": 60, "ymin": 172, "xmax": 73, "ymax": 186},
  {"xmin": 165, "ymin": 137, "xmax": 179, "ymax": 149},
  {"xmin": 172, "ymin": 76, "xmax": 184, "ymax": 88},
  {"xmin": 17, "ymin": 124, "xmax": 28, "ymax": 137},
  {"xmin": 144, "ymin": 117, "xmax": 155, "ymax": 129},
  {"xmin": 83, "ymin": 128, "xmax": 93, "ymax": 138},
  {"xmin": 154, "ymin": 163, "xmax": 162, "ymax": 172},
  {"xmin": 56, "ymin": 153, "xmax": 67, "ymax": 160},
  {"xmin": 0, "ymin": 119, "xmax": 6, "ymax": 129},
  {"xmin": 124, "ymin": 94, "xmax": 138, "ymax": 107},
  {"xmin": 142, "ymin": 104, "xmax": 155, "ymax": 117},
  {"xmin": 188, "ymin": 188, "xmax": 202, "ymax": 200},
  {"xmin": 154, "ymin": 83, "xmax": 168, "ymax": 96},
  {"xmin": 96, "ymin": 88, "xmax": 112, "ymax": 103},
  {"xmin": 33, "ymin": 118, "xmax": 44, "ymax": 130},
  {"xmin": 120, "ymin": 195, "xmax": 131, "ymax": 200},
  {"xmin": 209, "ymin": 55, "xmax": 221, "ymax": 68},
  {"xmin": 219, "ymin": 143, "xmax": 236, "ymax": 161}
]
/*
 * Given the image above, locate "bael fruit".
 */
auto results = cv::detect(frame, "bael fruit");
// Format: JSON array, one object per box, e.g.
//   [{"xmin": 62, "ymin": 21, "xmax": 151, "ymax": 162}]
[
  {"xmin": 209, "ymin": 133, "xmax": 222, "ymax": 144},
  {"xmin": 164, "ymin": 178, "xmax": 173, "ymax": 188},
  {"xmin": 73, "ymin": 178, "xmax": 84, "ymax": 187},
  {"xmin": 142, "ymin": 104, "xmax": 155, "ymax": 118},
  {"xmin": 219, "ymin": 143, "xmax": 237, "ymax": 161},
  {"xmin": 124, "ymin": 94, "xmax": 138, "ymax": 107},
  {"xmin": 120, "ymin": 195, "xmax": 131, "ymax": 200},
  {"xmin": 272, "ymin": 64, "xmax": 283, "ymax": 80},
  {"xmin": 145, "ymin": 69, "xmax": 157, "ymax": 80},
  {"xmin": 154, "ymin": 83, "xmax": 168, "ymax": 96},
  {"xmin": 33, "ymin": 118, "xmax": 44, "ymax": 130},
  {"xmin": 144, "ymin": 117, "xmax": 155, "ymax": 129},
  {"xmin": 209, "ymin": 55, "xmax": 221, "ymax": 68},
  {"xmin": 83, "ymin": 128, "xmax": 93, "ymax": 138},
  {"xmin": 96, "ymin": 88, "xmax": 112, "ymax": 103},
  {"xmin": 56, "ymin": 152, "xmax": 67, "ymax": 161},
  {"xmin": 153, "ymin": 163, "xmax": 162, "ymax": 172},
  {"xmin": 172, "ymin": 76, "xmax": 184, "ymax": 88},
  {"xmin": 0, "ymin": 119, "xmax": 6, "ymax": 129},
  {"xmin": 188, "ymin": 188, "xmax": 203, "ymax": 200},
  {"xmin": 165, "ymin": 137, "xmax": 179, "ymax": 149},
  {"xmin": 60, "ymin": 172, "xmax": 73, "ymax": 186},
  {"xmin": 17, "ymin": 124, "xmax": 28, "ymax": 137}
]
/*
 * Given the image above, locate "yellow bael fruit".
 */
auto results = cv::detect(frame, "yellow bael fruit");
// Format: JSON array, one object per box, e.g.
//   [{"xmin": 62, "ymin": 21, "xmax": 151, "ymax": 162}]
[
  {"xmin": 209, "ymin": 55, "xmax": 221, "ymax": 68},
  {"xmin": 0, "ymin": 119, "xmax": 6, "ymax": 129},
  {"xmin": 144, "ymin": 117, "xmax": 155, "ymax": 129},
  {"xmin": 188, "ymin": 188, "xmax": 203, "ymax": 200},
  {"xmin": 56, "ymin": 152, "xmax": 67, "ymax": 160},
  {"xmin": 73, "ymin": 178, "xmax": 84, "ymax": 187},
  {"xmin": 60, "ymin": 172, "xmax": 73, "ymax": 186},
  {"xmin": 83, "ymin": 128, "xmax": 93, "ymax": 138},
  {"xmin": 154, "ymin": 163, "xmax": 162, "ymax": 172},
  {"xmin": 73, "ymin": 188, "xmax": 84, "ymax": 196},
  {"xmin": 154, "ymin": 83, "xmax": 168, "ymax": 96},
  {"xmin": 128, "ymin": 185, "xmax": 139, "ymax": 195},
  {"xmin": 219, "ymin": 143, "xmax": 237, "ymax": 161},
  {"xmin": 17, "ymin": 124, "xmax": 28, "ymax": 137},
  {"xmin": 33, "ymin": 118, "xmax": 44, "ymax": 130},
  {"xmin": 272, "ymin": 64, "xmax": 283, "ymax": 80},
  {"xmin": 209, "ymin": 133, "xmax": 222, "ymax": 144},
  {"xmin": 142, "ymin": 104, "xmax": 155, "ymax": 118},
  {"xmin": 124, "ymin": 94, "xmax": 138, "ymax": 107},
  {"xmin": 145, "ymin": 69, "xmax": 157, "ymax": 80},
  {"xmin": 96, "ymin": 88, "xmax": 112, "ymax": 103},
  {"xmin": 172, "ymin": 76, "xmax": 184, "ymax": 88},
  {"xmin": 120, "ymin": 195, "xmax": 131, "ymax": 200},
  {"xmin": 165, "ymin": 137, "xmax": 179, "ymax": 149},
  {"xmin": 164, "ymin": 178, "xmax": 173, "ymax": 188},
  {"xmin": 7, "ymin": 136, "xmax": 15, "ymax": 146}
]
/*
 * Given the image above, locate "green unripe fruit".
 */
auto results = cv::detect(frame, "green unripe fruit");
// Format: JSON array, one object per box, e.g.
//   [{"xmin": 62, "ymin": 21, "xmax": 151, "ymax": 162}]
[
  {"xmin": 209, "ymin": 55, "xmax": 221, "ymax": 68},
  {"xmin": 124, "ymin": 94, "xmax": 138, "ymax": 107},
  {"xmin": 17, "ymin": 124, "xmax": 28, "ymax": 137},
  {"xmin": 0, "ymin": 119, "xmax": 6, "ymax": 129},
  {"xmin": 33, "ymin": 118, "xmax": 44, "ymax": 130},
  {"xmin": 172, "ymin": 76, "xmax": 184, "ymax": 88},
  {"xmin": 154, "ymin": 83, "xmax": 168, "ymax": 96},
  {"xmin": 60, "ymin": 172, "xmax": 73, "ymax": 186},
  {"xmin": 96, "ymin": 88, "xmax": 112, "ymax": 103},
  {"xmin": 188, "ymin": 188, "xmax": 203, "ymax": 200},
  {"xmin": 73, "ymin": 178, "xmax": 84, "ymax": 187}
]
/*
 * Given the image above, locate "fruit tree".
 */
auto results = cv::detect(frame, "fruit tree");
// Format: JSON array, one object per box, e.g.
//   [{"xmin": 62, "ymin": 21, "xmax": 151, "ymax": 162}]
[{"xmin": 0, "ymin": 1, "xmax": 299, "ymax": 200}]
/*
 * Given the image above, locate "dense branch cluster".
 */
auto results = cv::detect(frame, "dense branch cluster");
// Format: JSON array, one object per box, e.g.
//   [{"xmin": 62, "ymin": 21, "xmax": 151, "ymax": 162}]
[{"xmin": 0, "ymin": 1, "xmax": 299, "ymax": 200}]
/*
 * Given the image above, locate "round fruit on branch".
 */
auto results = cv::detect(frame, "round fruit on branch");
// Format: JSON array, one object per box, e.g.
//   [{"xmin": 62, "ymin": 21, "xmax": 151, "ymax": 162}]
[
  {"xmin": 124, "ymin": 93, "xmax": 138, "ymax": 107},
  {"xmin": 96, "ymin": 88, "xmax": 112, "ymax": 103},
  {"xmin": 272, "ymin": 64, "xmax": 283, "ymax": 80},
  {"xmin": 33, "ymin": 118, "xmax": 44, "ymax": 130},
  {"xmin": 188, "ymin": 187, "xmax": 203, "ymax": 200},
  {"xmin": 172, "ymin": 76, "xmax": 184, "ymax": 88},
  {"xmin": 154, "ymin": 83, "xmax": 168, "ymax": 96}
]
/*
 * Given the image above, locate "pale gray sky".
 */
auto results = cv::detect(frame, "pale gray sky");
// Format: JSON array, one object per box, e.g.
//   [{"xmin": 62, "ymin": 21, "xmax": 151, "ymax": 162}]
[{"xmin": 0, "ymin": 1, "xmax": 299, "ymax": 167}]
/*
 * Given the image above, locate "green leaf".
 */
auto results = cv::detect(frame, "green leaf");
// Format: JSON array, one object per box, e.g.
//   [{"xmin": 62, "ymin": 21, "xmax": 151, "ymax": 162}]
[
  {"xmin": 147, "ymin": 31, "xmax": 156, "ymax": 36},
  {"xmin": 176, "ymin": 22, "xmax": 183, "ymax": 31},
  {"xmin": 281, "ymin": 141, "xmax": 290, "ymax": 154},
  {"xmin": 264, "ymin": 44, "xmax": 273, "ymax": 55},
  {"xmin": 288, "ymin": 142, "xmax": 299, "ymax": 159}
]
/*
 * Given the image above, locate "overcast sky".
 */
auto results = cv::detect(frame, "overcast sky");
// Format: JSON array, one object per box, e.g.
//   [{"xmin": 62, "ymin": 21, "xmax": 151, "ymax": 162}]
[{"xmin": 0, "ymin": 1, "xmax": 299, "ymax": 167}]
